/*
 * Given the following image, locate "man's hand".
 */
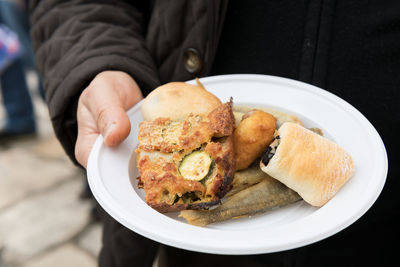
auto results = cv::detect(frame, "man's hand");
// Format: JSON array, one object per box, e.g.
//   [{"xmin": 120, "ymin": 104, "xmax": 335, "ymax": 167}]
[{"xmin": 75, "ymin": 71, "xmax": 143, "ymax": 168}]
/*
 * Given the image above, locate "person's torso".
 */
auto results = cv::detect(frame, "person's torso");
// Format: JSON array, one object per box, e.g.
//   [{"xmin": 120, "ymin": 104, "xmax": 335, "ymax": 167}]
[
  {"xmin": 146, "ymin": 1, "xmax": 399, "ymax": 265},
  {"xmin": 212, "ymin": 1, "xmax": 399, "ymax": 265}
]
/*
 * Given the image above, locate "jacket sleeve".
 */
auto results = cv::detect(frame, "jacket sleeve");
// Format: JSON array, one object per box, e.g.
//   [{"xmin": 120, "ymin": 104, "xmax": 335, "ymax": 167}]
[{"xmin": 30, "ymin": 0, "xmax": 160, "ymax": 165}]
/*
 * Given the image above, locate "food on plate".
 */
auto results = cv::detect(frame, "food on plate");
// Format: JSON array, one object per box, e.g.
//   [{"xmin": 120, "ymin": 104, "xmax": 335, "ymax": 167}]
[
  {"xmin": 136, "ymin": 100, "xmax": 235, "ymax": 213},
  {"xmin": 234, "ymin": 105, "xmax": 303, "ymax": 128},
  {"xmin": 225, "ymin": 162, "xmax": 269, "ymax": 198},
  {"xmin": 178, "ymin": 151, "xmax": 213, "ymax": 181},
  {"xmin": 309, "ymin": 127, "xmax": 324, "ymax": 136},
  {"xmin": 141, "ymin": 78, "xmax": 221, "ymax": 121},
  {"xmin": 234, "ymin": 110, "xmax": 276, "ymax": 170},
  {"xmin": 260, "ymin": 122, "xmax": 354, "ymax": 207},
  {"xmin": 179, "ymin": 173, "xmax": 301, "ymax": 227},
  {"xmin": 136, "ymin": 80, "xmax": 355, "ymax": 226},
  {"xmin": 233, "ymin": 111, "xmax": 244, "ymax": 127}
]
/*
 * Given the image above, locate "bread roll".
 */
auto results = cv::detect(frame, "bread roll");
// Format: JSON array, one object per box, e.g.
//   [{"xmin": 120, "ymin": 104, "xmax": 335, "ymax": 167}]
[
  {"xmin": 141, "ymin": 79, "xmax": 222, "ymax": 121},
  {"xmin": 260, "ymin": 122, "xmax": 354, "ymax": 206}
]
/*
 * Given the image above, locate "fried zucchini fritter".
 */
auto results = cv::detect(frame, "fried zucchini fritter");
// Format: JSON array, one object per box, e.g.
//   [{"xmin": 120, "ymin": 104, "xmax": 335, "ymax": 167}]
[{"xmin": 136, "ymin": 100, "xmax": 235, "ymax": 213}]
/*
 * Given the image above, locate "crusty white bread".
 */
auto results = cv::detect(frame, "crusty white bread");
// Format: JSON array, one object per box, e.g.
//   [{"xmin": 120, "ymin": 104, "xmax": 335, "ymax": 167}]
[
  {"xmin": 260, "ymin": 122, "xmax": 354, "ymax": 206},
  {"xmin": 141, "ymin": 79, "xmax": 221, "ymax": 121}
]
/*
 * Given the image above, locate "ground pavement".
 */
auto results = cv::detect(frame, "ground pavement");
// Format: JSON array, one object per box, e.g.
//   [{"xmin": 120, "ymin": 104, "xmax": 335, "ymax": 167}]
[{"xmin": 0, "ymin": 74, "xmax": 101, "ymax": 267}]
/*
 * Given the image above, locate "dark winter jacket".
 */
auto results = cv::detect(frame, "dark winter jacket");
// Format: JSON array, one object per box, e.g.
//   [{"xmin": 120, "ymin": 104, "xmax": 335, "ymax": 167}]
[{"xmin": 30, "ymin": 0, "xmax": 227, "ymax": 163}]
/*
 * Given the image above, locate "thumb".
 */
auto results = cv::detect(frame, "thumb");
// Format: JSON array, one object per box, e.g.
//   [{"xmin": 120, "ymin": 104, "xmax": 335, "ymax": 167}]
[
  {"xmin": 75, "ymin": 71, "xmax": 143, "ymax": 168},
  {"xmin": 81, "ymin": 71, "xmax": 143, "ymax": 146},
  {"xmin": 98, "ymin": 105, "xmax": 131, "ymax": 147},
  {"xmin": 75, "ymin": 102, "xmax": 130, "ymax": 168},
  {"xmin": 81, "ymin": 84, "xmax": 131, "ymax": 147}
]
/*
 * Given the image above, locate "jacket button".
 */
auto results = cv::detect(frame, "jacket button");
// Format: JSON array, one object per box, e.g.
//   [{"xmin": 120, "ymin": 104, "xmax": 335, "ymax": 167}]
[{"xmin": 184, "ymin": 48, "xmax": 202, "ymax": 74}]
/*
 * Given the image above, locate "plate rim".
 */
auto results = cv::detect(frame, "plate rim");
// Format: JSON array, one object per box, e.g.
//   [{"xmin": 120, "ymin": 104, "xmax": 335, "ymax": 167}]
[{"xmin": 87, "ymin": 74, "xmax": 388, "ymax": 255}]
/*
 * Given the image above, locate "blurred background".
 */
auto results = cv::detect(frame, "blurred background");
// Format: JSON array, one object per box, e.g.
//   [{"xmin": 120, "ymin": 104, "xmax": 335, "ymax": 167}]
[
  {"xmin": 0, "ymin": 1, "xmax": 102, "ymax": 266},
  {"xmin": 0, "ymin": 73, "xmax": 102, "ymax": 267}
]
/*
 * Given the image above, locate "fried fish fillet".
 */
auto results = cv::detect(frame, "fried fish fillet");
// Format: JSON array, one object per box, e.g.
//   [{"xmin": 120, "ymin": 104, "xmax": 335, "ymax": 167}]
[
  {"xmin": 136, "ymin": 100, "xmax": 235, "ymax": 213},
  {"xmin": 179, "ymin": 175, "xmax": 301, "ymax": 227},
  {"xmin": 225, "ymin": 162, "xmax": 268, "ymax": 198}
]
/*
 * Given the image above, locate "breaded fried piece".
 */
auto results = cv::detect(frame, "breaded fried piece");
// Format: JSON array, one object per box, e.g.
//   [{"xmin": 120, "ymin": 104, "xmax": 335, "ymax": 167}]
[
  {"xmin": 136, "ymin": 100, "xmax": 235, "ymax": 213},
  {"xmin": 234, "ymin": 110, "xmax": 276, "ymax": 170}
]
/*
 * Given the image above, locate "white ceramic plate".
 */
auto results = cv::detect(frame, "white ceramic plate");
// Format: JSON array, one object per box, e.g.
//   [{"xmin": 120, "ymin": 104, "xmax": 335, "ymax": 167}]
[{"xmin": 87, "ymin": 74, "xmax": 387, "ymax": 255}]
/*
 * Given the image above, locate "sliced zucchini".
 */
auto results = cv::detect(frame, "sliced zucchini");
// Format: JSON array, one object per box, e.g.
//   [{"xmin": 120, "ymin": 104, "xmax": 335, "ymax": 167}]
[{"xmin": 179, "ymin": 151, "xmax": 212, "ymax": 181}]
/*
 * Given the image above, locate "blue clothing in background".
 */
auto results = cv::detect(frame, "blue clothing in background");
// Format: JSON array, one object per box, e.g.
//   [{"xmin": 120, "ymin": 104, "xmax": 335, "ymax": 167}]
[
  {"xmin": 1, "ymin": 58, "xmax": 35, "ymax": 133},
  {"xmin": 0, "ymin": 24, "xmax": 21, "ymax": 72},
  {"xmin": 0, "ymin": 0, "xmax": 43, "ymax": 134}
]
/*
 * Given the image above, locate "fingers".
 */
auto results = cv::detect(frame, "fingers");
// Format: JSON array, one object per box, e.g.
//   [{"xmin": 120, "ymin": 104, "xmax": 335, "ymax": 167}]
[
  {"xmin": 75, "ymin": 102, "xmax": 98, "ymax": 168},
  {"xmin": 75, "ymin": 71, "xmax": 143, "ymax": 168},
  {"xmin": 83, "ymin": 72, "xmax": 142, "ymax": 145},
  {"xmin": 81, "ymin": 83, "xmax": 129, "ymax": 146}
]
